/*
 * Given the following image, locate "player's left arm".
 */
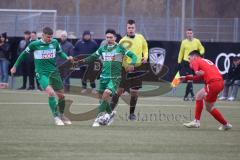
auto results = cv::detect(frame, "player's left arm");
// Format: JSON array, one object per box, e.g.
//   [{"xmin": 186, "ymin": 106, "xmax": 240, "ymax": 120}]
[
  {"xmin": 119, "ymin": 44, "xmax": 137, "ymax": 65},
  {"xmin": 183, "ymin": 61, "xmax": 203, "ymax": 81},
  {"xmin": 82, "ymin": 49, "xmax": 101, "ymax": 64},
  {"xmin": 120, "ymin": 45, "xmax": 137, "ymax": 72},
  {"xmin": 11, "ymin": 42, "xmax": 35, "ymax": 74},
  {"xmin": 125, "ymin": 50, "xmax": 137, "ymax": 65},
  {"xmin": 197, "ymin": 39, "xmax": 205, "ymax": 56},
  {"xmin": 142, "ymin": 36, "xmax": 148, "ymax": 63}
]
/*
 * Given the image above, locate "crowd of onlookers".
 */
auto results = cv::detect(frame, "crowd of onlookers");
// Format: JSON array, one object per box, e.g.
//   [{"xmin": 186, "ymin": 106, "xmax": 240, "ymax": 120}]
[{"xmin": 0, "ymin": 30, "xmax": 239, "ymax": 101}]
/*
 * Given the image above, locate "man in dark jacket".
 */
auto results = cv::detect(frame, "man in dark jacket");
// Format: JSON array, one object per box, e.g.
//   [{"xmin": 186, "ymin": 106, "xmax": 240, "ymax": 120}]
[
  {"xmin": 29, "ymin": 31, "xmax": 42, "ymax": 90},
  {"xmin": 219, "ymin": 56, "xmax": 240, "ymax": 101},
  {"xmin": 17, "ymin": 30, "xmax": 31, "ymax": 89},
  {"xmin": 73, "ymin": 30, "xmax": 99, "ymax": 94},
  {"xmin": 56, "ymin": 31, "xmax": 74, "ymax": 92}
]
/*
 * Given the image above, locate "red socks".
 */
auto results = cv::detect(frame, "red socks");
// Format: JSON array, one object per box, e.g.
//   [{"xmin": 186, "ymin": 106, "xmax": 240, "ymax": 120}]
[
  {"xmin": 194, "ymin": 99, "xmax": 227, "ymax": 125},
  {"xmin": 210, "ymin": 108, "xmax": 227, "ymax": 125},
  {"xmin": 195, "ymin": 100, "xmax": 203, "ymax": 120}
]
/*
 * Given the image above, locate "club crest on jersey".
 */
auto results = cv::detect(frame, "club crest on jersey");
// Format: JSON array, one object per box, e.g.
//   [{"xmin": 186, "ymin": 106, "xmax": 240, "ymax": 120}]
[
  {"xmin": 49, "ymin": 44, "xmax": 54, "ymax": 49},
  {"xmin": 149, "ymin": 47, "xmax": 166, "ymax": 75}
]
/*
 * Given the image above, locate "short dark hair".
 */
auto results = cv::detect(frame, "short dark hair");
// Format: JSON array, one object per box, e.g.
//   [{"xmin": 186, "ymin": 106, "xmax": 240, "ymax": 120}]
[
  {"xmin": 24, "ymin": 30, "xmax": 31, "ymax": 35},
  {"xmin": 127, "ymin": 19, "xmax": 135, "ymax": 25},
  {"xmin": 187, "ymin": 28, "xmax": 192, "ymax": 32},
  {"xmin": 43, "ymin": 27, "xmax": 53, "ymax": 35},
  {"xmin": 189, "ymin": 50, "xmax": 201, "ymax": 57},
  {"xmin": 105, "ymin": 29, "xmax": 116, "ymax": 36},
  {"xmin": 31, "ymin": 31, "xmax": 37, "ymax": 34}
]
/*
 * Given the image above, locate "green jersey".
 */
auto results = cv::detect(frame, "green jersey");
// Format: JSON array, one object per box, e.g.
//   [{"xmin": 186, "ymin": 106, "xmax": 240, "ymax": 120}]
[
  {"xmin": 84, "ymin": 43, "xmax": 137, "ymax": 79},
  {"xmin": 14, "ymin": 39, "xmax": 68, "ymax": 75}
]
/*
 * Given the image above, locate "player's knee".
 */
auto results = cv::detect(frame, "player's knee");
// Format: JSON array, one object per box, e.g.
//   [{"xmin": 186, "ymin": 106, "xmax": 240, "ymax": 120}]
[
  {"xmin": 102, "ymin": 89, "xmax": 112, "ymax": 100},
  {"xmin": 46, "ymin": 86, "xmax": 55, "ymax": 97},
  {"xmin": 196, "ymin": 90, "xmax": 206, "ymax": 100},
  {"xmin": 130, "ymin": 90, "xmax": 139, "ymax": 97},
  {"xmin": 58, "ymin": 94, "xmax": 65, "ymax": 100},
  {"xmin": 195, "ymin": 94, "xmax": 203, "ymax": 100}
]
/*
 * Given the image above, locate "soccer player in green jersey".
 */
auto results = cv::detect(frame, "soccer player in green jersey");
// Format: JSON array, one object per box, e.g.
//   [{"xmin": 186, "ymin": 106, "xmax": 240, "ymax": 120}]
[
  {"xmin": 10, "ymin": 27, "xmax": 74, "ymax": 126},
  {"xmin": 79, "ymin": 29, "xmax": 137, "ymax": 127}
]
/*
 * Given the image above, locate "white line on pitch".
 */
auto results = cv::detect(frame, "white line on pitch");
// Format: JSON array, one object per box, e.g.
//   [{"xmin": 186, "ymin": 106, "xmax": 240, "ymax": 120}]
[
  {"xmin": 0, "ymin": 102, "xmax": 184, "ymax": 106},
  {"xmin": 0, "ymin": 102, "xmax": 238, "ymax": 109}
]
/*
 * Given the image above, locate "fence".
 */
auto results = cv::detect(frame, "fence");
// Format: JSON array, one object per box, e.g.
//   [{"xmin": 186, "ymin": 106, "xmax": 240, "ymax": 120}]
[{"xmin": 0, "ymin": 14, "xmax": 239, "ymax": 42}]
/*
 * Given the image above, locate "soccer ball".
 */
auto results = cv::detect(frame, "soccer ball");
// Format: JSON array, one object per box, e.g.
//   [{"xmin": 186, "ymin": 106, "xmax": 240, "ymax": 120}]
[{"xmin": 98, "ymin": 113, "xmax": 110, "ymax": 125}]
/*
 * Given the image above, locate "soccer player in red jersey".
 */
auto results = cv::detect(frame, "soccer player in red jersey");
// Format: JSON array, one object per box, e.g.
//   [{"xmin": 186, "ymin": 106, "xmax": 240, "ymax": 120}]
[{"xmin": 180, "ymin": 50, "xmax": 232, "ymax": 131}]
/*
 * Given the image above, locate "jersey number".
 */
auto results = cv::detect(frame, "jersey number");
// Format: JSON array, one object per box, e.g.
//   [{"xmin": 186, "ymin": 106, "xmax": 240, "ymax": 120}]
[{"xmin": 203, "ymin": 59, "xmax": 214, "ymax": 65}]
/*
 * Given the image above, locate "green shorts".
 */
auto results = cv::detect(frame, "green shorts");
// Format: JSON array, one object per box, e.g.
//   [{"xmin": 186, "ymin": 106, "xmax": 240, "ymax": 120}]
[
  {"xmin": 36, "ymin": 71, "xmax": 64, "ymax": 91},
  {"xmin": 98, "ymin": 78, "xmax": 121, "ymax": 95}
]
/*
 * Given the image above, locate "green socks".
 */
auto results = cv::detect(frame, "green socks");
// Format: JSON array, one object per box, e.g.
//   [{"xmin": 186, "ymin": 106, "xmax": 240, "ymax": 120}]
[
  {"xmin": 98, "ymin": 100, "xmax": 112, "ymax": 114},
  {"xmin": 48, "ymin": 96, "xmax": 59, "ymax": 117}
]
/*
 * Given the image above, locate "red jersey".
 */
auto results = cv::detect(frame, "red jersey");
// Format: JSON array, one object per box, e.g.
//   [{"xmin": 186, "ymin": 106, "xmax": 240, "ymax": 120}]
[{"xmin": 190, "ymin": 57, "xmax": 223, "ymax": 84}]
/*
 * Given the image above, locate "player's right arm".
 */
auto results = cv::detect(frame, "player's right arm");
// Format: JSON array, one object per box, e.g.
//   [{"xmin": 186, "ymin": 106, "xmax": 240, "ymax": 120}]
[{"xmin": 11, "ymin": 43, "xmax": 34, "ymax": 74}]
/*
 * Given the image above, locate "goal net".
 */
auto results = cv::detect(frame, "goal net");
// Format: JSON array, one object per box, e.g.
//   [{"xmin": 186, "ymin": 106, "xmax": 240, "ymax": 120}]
[{"xmin": 0, "ymin": 9, "xmax": 57, "ymax": 37}]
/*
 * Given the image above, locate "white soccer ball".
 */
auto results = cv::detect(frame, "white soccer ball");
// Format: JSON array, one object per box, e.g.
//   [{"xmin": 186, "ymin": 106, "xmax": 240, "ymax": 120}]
[{"xmin": 98, "ymin": 113, "xmax": 110, "ymax": 125}]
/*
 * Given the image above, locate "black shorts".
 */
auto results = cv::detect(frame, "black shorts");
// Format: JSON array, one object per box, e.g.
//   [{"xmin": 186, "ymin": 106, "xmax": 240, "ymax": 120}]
[
  {"xmin": 119, "ymin": 67, "xmax": 143, "ymax": 90},
  {"xmin": 179, "ymin": 60, "xmax": 194, "ymax": 76}
]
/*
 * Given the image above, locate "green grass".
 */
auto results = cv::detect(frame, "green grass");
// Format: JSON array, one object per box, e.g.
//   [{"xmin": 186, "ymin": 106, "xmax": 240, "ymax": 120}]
[{"xmin": 0, "ymin": 82, "xmax": 240, "ymax": 160}]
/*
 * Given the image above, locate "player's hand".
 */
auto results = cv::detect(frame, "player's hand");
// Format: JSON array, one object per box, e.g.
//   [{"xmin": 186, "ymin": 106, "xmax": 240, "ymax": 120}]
[
  {"xmin": 142, "ymin": 58, "xmax": 148, "ymax": 64},
  {"xmin": 195, "ymin": 70, "xmax": 204, "ymax": 76},
  {"xmin": 67, "ymin": 56, "xmax": 74, "ymax": 62},
  {"xmin": 126, "ymin": 65, "xmax": 134, "ymax": 72},
  {"xmin": 10, "ymin": 67, "xmax": 16, "ymax": 74},
  {"xmin": 77, "ymin": 59, "xmax": 85, "ymax": 64}
]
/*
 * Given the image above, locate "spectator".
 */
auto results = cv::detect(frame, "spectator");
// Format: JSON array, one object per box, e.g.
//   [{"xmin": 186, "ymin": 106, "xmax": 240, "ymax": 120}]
[
  {"xmin": 17, "ymin": 30, "xmax": 31, "ymax": 90},
  {"xmin": 73, "ymin": 30, "xmax": 99, "ymax": 94},
  {"xmin": 0, "ymin": 32, "xmax": 11, "ymax": 89},
  {"xmin": 56, "ymin": 30, "xmax": 74, "ymax": 92},
  {"xmin": 29, "ymin": 31, "xmax": 42, "ymax": 90},
  {"xmin": 219, "ymin": 56, "xmax": 240, "ymax": 101}
]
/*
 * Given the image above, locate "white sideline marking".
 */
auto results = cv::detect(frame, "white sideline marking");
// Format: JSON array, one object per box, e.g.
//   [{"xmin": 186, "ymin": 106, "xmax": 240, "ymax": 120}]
[
  {"xmin": 0, "ymin": 102, "xmax": 238, "ymax": 109},
  {"xmin": 0, "ymin": 102, "xmax": 184, "ymax": 106}
]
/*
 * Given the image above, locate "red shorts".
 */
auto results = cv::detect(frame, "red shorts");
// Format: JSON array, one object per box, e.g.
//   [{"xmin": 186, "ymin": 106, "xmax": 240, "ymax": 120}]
[{"xmin": 204, "ymin": 79, "xmax": 224, "ymax": 103}]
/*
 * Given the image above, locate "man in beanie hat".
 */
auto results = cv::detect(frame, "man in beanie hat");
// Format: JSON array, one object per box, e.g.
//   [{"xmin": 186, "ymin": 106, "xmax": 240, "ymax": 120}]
[{"xmin": 73, "ymin": 30, "xmax": 99, "ymax": 94}]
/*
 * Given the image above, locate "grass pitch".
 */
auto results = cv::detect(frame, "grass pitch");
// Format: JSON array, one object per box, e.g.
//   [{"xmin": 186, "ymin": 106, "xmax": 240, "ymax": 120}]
[{"xmin": 0, "ymin": 85, "xmax": 239, "ymax": 160}]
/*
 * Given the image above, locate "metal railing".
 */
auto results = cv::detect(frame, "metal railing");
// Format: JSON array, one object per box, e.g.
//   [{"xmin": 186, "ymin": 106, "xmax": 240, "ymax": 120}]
[{"xmin": 0, "ymin": 14, "xmax": 239, "ymax": 42}]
